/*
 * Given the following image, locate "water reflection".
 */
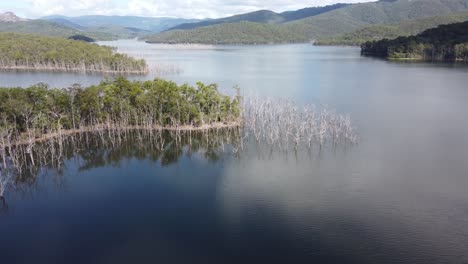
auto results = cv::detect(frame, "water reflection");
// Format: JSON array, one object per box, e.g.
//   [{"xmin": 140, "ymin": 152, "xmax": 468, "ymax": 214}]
[
  {"xmin": 0, "ymin": 127, "xmax": 466, "ymax": 263},
  {"xmin": 0, "ymin": 196, "xmax": 7, "ymax": 214},
  {"xmin": 1, "ymin": 127, "xmax": 356, "ymax": 199},
  {"xmin": 1, "ymin": 129, "xmax": 239, "ymax": 192}
]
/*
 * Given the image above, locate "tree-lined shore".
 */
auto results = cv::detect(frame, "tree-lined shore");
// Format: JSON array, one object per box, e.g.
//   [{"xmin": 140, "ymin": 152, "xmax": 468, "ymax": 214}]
[
  {"xmin": 361, "ymin": 21, "xmax": 468, "ymax": 61},
  {"xmin": 0, "ymin": 33, "xmax": 148, "ymax": 73}
]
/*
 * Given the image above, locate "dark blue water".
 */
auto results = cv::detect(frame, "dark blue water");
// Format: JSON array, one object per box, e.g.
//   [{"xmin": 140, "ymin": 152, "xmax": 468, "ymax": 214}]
[{"xmin": 1, "ymin": 42, "xmax": 468, "ymax": 263}]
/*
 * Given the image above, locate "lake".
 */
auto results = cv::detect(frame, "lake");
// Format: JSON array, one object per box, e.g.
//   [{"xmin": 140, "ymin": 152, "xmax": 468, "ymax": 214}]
[{"xmin": 1, "ymin": 40, "xmax": 468, "ymax": 264}]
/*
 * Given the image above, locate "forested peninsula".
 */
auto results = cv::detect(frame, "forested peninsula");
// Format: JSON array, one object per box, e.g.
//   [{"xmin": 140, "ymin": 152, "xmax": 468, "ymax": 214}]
[
  {"xmin": 0, "ymin": 77, "xmax": 241, "ymax": 146},
  {"xmin": 361, "ymin": 21, "xmax": 468, "ymax": 61},
  {"xmin": 0, "ymin": 33, "xmax": 148, "ymax": 73}
]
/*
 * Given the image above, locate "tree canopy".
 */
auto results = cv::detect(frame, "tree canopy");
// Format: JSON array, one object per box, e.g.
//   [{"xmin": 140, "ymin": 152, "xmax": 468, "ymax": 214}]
[{"xmin": 0, "ymin": 77, "xmax": 241, "ymax": 139}]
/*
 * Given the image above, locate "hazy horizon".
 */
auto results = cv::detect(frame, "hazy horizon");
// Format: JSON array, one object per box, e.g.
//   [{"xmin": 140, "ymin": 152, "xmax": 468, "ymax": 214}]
[{"xmin": 0, "ymin": 0, "xmax": 375, "ymax": 19}]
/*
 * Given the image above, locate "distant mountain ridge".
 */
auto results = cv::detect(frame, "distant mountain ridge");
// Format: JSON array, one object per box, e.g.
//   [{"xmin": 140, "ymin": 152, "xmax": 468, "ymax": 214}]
[
  {"xmin": 42, "ymin": 15, "xmax": 200, "ymax": 33},
  {"xmin": 0, "ymin": 12, "xmax": 118, "ymax": 40},
  {"xmin": 167, "ymin": 4, "xmax": 350, "ymax": 31},
  {"xmin": 4, "ymin": 0, "xmax": 468, "ymax": 45},
  {"xmin": 147, "ymin": 0, "xmax": 468, "ymax": 44},
  {"xmin": 168, "ymin": 10, "xmax": 284, "ymax": 31},
  {"xmin": 46, "ymin": 18, "xmax": 85, "ymax": 30}
]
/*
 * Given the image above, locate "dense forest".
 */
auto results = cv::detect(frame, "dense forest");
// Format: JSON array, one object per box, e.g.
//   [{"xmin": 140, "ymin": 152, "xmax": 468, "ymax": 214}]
[
  {"xmin": 315, "ymin": 11, "xmax": 468, "ymax": 46},
  {"xmin": 0, "ymin": 77, "xmax": 241, "ymax": 144},
  {"xmin": 0, "ymin": 33, "xmax": 148, "ymax": 73},
  {"xmin": 361, "ymin": 21, "xmax": 468, "ymax": 61}
]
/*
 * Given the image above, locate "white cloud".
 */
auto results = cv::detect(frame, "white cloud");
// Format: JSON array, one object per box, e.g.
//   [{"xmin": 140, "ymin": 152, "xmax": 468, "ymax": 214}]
[
  {"xmin": 27, "ymin": 0, "xmax": 118, "ymax": 16},
  {"xmin": 19, "ymin": 0, "xmax": 375, "ymax": 18}
]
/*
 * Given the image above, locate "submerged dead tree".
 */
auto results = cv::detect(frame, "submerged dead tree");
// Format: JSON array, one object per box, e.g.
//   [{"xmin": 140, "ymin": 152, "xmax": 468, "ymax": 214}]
[
  {"xmin": 0, "ymin": 107, "xmax": 358, "ymax": 198},
  {"xmin": 243, "ymin": 97, "xmax": 358, "ymax": 150}
]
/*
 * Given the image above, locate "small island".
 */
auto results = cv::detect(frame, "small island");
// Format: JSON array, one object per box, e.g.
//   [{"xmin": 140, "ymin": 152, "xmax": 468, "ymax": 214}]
[
  {"xmin": 0, "ymin": 33, "xmax": 148, "ymax": 73},
  {"xmin": 0, "ymin": 77, "xmax": 241, "ymax": 146},
  {"xmin": 361, "ymin": 21, "xmax": 468, "ymax": 62}
]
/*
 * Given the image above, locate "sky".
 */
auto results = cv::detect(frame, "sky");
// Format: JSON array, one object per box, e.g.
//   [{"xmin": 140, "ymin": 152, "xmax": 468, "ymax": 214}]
[{"xmin": 1, "ymin": 0, "xmax": 375, "ymax": 19}]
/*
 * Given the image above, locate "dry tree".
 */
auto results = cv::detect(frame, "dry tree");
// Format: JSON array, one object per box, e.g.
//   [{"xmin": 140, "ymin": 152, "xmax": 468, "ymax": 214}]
[{"xmin": 242, "ymin": 97, "xmax": 358, "ymax": 151}]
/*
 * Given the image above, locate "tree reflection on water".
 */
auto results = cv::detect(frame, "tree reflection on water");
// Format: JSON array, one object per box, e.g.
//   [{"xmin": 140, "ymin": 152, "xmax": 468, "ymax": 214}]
[{"xmin": 0, "ymin": 126, "xmax": 356, "ymax": 200}]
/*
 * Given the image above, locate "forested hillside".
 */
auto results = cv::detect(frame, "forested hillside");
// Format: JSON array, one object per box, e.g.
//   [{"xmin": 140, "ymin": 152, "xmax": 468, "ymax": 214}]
[
  {"xmin": 0, "ymin": 33, "xmax": 148, "ymax": 73},
  {"xmin": 361, "ymin": 21, "xmax": 468, "ymax": 61},
  {"xmin": 147, "ymin": 0, "xmax": 468, "ymax": 44},
  {"xmin": 315, "ymin": 11, "xmax": 468, "ymax": 46},
  {"xmin": 146, "ymin": 22, "xmax": 310, "ymax": 44},
  {"xmin": 168, "ymin": 4, "xmax": 349, "ymax": 31}
]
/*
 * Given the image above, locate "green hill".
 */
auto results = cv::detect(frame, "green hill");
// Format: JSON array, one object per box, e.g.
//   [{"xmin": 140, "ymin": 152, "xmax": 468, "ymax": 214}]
[
  {"xmin": 280, "ymin": 4, "xmax": 350, "ymax": 21},
  {"xmin": 169, "ymin": 10, "xmax": 285, "ymax": 31},
  {"xmin": 0, "ymin": 19, "xmax": 116, "ymax": 40},
  {"xmin": 316, "ymin": 10, "xmax": 468, "ymax": 46},
  {"xmin": 168, "ymin": 4, "xmax": 349, "ymax": 31},
  {"xmin": 147, "ymin": 21, "xmax": 309, "ymax": 44},
  {"xmin": 298, "ymin": 0, "xmax": 468, "ymax": 26},
  {"xmin": 146, "ymin": 0, "xmax": 468, "ymax": 44},
  {"xmin": 361, "ymin": 21, "xmax": 468, "ymax": 61},
  {"xmin": 0, "ymin": 33, "xmax": 147, "ymax": 73}
]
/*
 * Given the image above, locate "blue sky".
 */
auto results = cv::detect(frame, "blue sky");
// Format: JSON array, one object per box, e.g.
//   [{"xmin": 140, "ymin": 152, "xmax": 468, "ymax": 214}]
[{"xmin": 1, "ymin": 0, "xmax": 374, "ymax": 19}]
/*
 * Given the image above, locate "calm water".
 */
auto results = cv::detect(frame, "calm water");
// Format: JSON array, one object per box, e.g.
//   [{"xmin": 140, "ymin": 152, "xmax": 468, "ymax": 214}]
[{"xmin": 1, "ymin": 40, "xmax": 468, "ymax": 264}]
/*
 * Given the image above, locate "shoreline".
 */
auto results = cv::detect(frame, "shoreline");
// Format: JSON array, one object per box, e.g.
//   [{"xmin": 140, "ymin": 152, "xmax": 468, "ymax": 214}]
[
  {"xmin": 144, "ymin": 41, "xmax": 310, "ymax": 46},
  {"xmin": 0, "ymin": 66, "xmax": 148, "ymax": 74},
  {"xmin": 3, "ymin": 121, "xmax": 242, "ymax": 147}
]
